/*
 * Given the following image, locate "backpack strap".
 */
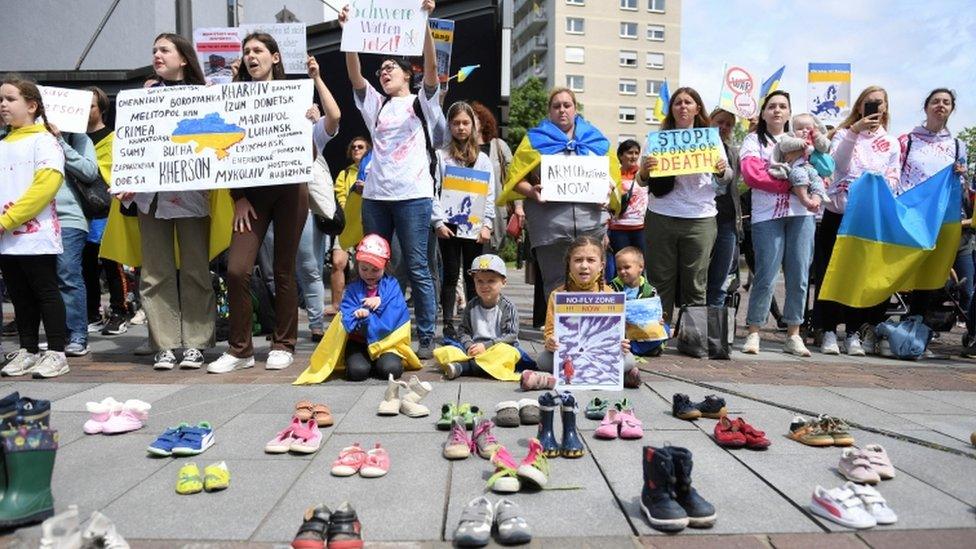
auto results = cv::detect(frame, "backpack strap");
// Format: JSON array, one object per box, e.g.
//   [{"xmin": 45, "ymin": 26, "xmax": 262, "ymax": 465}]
[
  {"xmin": 413, "ymin": 94, "xmax": 437, "ymax": 180},
  {"xmin": 901, "ymin": 135, "xmax": 913, "ymax": 171}
]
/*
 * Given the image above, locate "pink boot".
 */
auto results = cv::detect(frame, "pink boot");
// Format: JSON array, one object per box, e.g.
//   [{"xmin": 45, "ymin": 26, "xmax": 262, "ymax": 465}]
[
  {"xmin": 83, "ymin": 398, "xmax": 123, "ymax": 434},
  {"xmin": 101, "ymin": 400, "xmax": 151, "ymax": 434},
  {"xmin": 617, "ymin": 409, "xmax": 644, "ymax": 439}
]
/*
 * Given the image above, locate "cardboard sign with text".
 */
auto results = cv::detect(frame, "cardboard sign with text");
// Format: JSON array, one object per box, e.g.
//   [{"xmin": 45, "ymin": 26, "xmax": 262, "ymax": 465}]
[
  {"xmin": 39, "ymin": 86, "xmax": 93, "ymax": 134},
  {"xmin": 553, "ymin": 292, "xmax": 625, "ymax": 391},
  {"xmin": 340, "ymin": 0, "xmax": 429, "ymax": 56},
  {"xmin": 540, "ymin": 155, "xmax": 612, "ymax": 204},
  {"xmin": 441, "ymin": 165, "xmax": 489, "ymax": 240},
  {"xmin": 644, "ymin": 128, "xmax": 721, "ymax": 177},
  {"xmin": 194, "ymin": 23, "xmax": 307, "ymax": 83}
]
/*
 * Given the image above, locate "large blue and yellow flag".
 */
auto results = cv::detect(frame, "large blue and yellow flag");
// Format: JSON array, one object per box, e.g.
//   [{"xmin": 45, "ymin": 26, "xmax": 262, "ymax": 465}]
[
  {"xmin": 820, "ymin": 166, "xmax": 961, "ymax": 308},
  {"xmin": 653, "ymin": 79, "xmax": 670, "ymax": 122}
]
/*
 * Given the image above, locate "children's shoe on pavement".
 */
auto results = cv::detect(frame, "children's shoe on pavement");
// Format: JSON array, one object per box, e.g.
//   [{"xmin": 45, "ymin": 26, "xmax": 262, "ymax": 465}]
[
  {"xmin": 536, "ymin": 392, "xmax": 560, "ymax": 457},
  {"xmin": 693, "ymin": 395, "xmax": 727, "ymax": 419},
  {"xmin": 171, "ymin": 421, "xmax": 215, "ymax": 456},
  {"xmin": 810, "ymin": 484, "xmax": 877, "ymax": 529},
  {"xmin": 559, "ymin": 391, "xmax": 586, "ymax": 458},
  {"xmin": 444, "ymin": 417, "xmax": 473, "ymax": 460},
  {"xmin": 204, "ymin": 461, "xmax": 230, "ymax": 492},
  {"xmin": 266, "ymin": 350, "xmax": 294, "ymax": 370},
  {"xmin": 517, "ymin": 398, "xmax": 540, "ymax": 425},
  {"xmin": 444, "ymin": 361, "xmax": 464, "ymax": 380},
  {"xmin": 331, "ymin": 443, "xmax": 367, "ymax": 476},
  {"xmin": 784, "ymin": 334, "xmax": 812, "ymax": 357},
  {"xmin": 821, "ymin": 331, "xmax": 841, "ymax": 354},
  {"xmin": 291, "ymin": 504, "xmax": 330, "ymax": 549},
  {"xmin": 360, "ymin": 443, "xmax": 390, "ymax": 477},
  {"xmin": 594, "ymin": 408, "xmax": 620, "ymax": 440},
  {"xmin": 618, "ymin": 409, "xmax": 644, "ymax": 439},
  {"xmin": 153, "ymin": 349, "xmax": 178, "ymax": 371},
  {"xmin": 437, "ymin": 403, "xmax": 457, "ymax": 430},
  {"xmin": 377, "ymin": 374, "xmax": 402, "ymax": 416},
  {"xmin": 494, "ymin": 498, "xmax": 532, "ymax": 545},
  {"xmin": 101, "ymin": 399, "xmax": 151, "ymax": 434},
  {"xmin": 206, "ymin": 352, "xmax": 255, "ymax": 374},
  {"xmin": 624, "ymin": 367, "xmax": 642, "ymax": 388},
  {"xmin": 265, "ymin": 418, "xmax": 302, "ymax": 454},
  {"xmin": 32, "ymin": 351, "xmax": 69, "ymax": 378},
  {"xmin": 147, "ymin": 423, "xmax": 190, "ymax": 456},
  {"xmin": 819, "ymin": 415, "xmax": 855, "ymax": 446},
  {"xmin": 80, "ymin": 510, "xmax": 128, "ymax": 549},
  {"xmin": 585, "ymin": 397, "xmax": 609, "ymax": 420},
  {"xmin": 517, "ymin": 438, "xmax": 550, "ymax": 489},
  {"xmin": 400, "ymin": 375, "xmax": 432, "ymax": 417},
  {"xmin": 713, "ymin": 416, "xmax": 747, "ymax": 448},
  {"xmin": 83, "ymin": 397, "xmax": 123, "ymax": 434},
  {"xmin": 327, "ymin": 501, "xmax": 363, "ymax": 549},
  {"xmin": 289, "ymin": 420, "xmax": 323, "ymax": 454},
  {"xmin": 179, "ymin": 348, "xmax": 206, "ymax": 369},
  {"xmin": 848, "ymin": 482, "xmax": 897, "ymax": 524},
  {"xmin": 520, "ymin": 370, "xmax": 556, "ymax": 391},
  {"xmin": 838, "ymin": 448, "xmax": 880, "ymax": 484},
  {"xmin": 1, "ymin": 349, "xmax": 39, "ymax": 377},
  {"xmin": 640, "ymin": 446, "xmax": 689, "ymax": 532},
  {"xmin": 487, "ymin": 446, "xmax": 521, "ymax": 493},
  {"xmin": 670, "ymin": 446, "xmax": 716, "ymax": 528},
  {"xmin": 494, "ymin": 401, "xmax": 520, "ymax": 427},
  {"xmin": 862, "ymin": 444, "xmax": 895, "ymax": 479},
  {"xmin": 734, "ymin": 418, "xmax": 771, "ymax": 449},
  {"xmin": 672, "ymin": 393, "xmax": 702, "ymax": 420},
  {"xmin": 472, "ymin": 418, "xmax": 500, "ymax": 459},
  {"xmin": 459, "ymin": 403, "xmax": 483, "ymax": 429},
  {"xmin": 176, "ymin": 462, "xmax": 203, "ymax": 495},
  {"xmin": 453, "ymin": 496, "xmax": 493, "ymax": 547},
  {"xmin": 741, "ymin": 332, "xmax": 760, "ymax": 354},
  {"xmin": 311, "ymin": 404, "xmax": 333, "ymax": 427},
  {"xmin": 788, "ymin": 416, "xmax": 835, "ymax": 447}
]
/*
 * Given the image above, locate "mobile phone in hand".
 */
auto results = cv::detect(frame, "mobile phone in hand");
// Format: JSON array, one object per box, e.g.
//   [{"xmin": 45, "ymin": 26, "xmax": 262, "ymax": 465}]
[{"xmin": 863, "ymin": 101, "xmax": 881, "ymax": 117}]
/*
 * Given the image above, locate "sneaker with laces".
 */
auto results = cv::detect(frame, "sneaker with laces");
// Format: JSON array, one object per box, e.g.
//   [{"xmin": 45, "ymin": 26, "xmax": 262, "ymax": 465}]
[
  {"xmin": 65, "ymin": 341, "xmax": 89, "ymax": 357},
  {"xmin": 416, "ymin": 340, "xmax": 434, "ymax": 359},
  {"xmin": 672, "ymin": 393, "xmax": 702, "ymax": 420},
  {"xmin": 171, "ymin": 421, "xmax": 215, "ymax": 456},
  {"xmin": 453, "ymin": 497, "xmax": 493, "ymax": 547},
  {"xmin": 809, "ymin": 484, "xmax": 877, "ymax": 529},
  {"xmin": 207, "ymin": 352, "xmax": 255, "ymax": 374},
  {"xmin": 848, "ymin": 482, "xmax": 897, "ymax": 524},
  {"xmin": 179, "ymin": 348, "xmax": 205, "ymax": 369},
  {"xmin": 101, "ymin": 314, "xmax": 128, "ymax": 336},
  {"xmin": 860, "ymin": 325, "xmax": 878, "ymax": 355},
  {"xmin": 819, "ymin": 415, "xmax": 855, "ymax": 446},
  {"xmin": 741, "ymin": 332, "xmax": 760, "ymax": 354},
  {"xmin": 516, "ymin": 438, "xmax": 550, "ymax": 488},
  {"xmin": 784, "ymin": 334, "xmax": 811, "ymax": 357},
  {"xmin": 444, "ymin": 417, "xmax": 473, "ymax": 459},
  {"xmin": 32, "ymin": 351, "xmax": 70, "ymax": 379},
  {"xmin": 821, "ymin": 331, "xmax": 841, "ymax": 355},
  {"xmin": 487, "ymin": 446, "xmax": 521, "ymax": 493},
  {"xmin": 153, "ymin": 350, "xmax": 178, "ymax": 370},
  {"xmin": 787, "ymin": 416, "xmax": 834, "ymax": 447},
  {"xmin": 266, "ymin": 350, "xmax": 294, "ymax": 370},
  {"xmin": 129, "ymin": 308, "xmax": 147, "ymax": 325},
  {"xmin": 846, "ymin": 333, "xmax": 866, "ymax": 356},
  {"xmin": 838, "ymin": 448, "xmax": 880, "ymax": 484},
  {"xmin": 1, "ymin": 349, "xmax": 39, "ymax": 377},
  {"xmin": 471, "ymin": 417, "xmax": 500, "ymax": 459}
]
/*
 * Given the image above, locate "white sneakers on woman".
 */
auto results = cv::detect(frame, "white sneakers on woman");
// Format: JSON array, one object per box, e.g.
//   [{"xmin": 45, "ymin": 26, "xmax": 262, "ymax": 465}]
[
  {"xmin": 741, "ymin": 333, "xmax": 761, "ymax": 354},
  {"xmin": 742, "ymin": 333, "xmax": 811, "ymax": 357},
  {"xmin": 821, "ymin": 331, "xmax": 841, "ymax": 355}
]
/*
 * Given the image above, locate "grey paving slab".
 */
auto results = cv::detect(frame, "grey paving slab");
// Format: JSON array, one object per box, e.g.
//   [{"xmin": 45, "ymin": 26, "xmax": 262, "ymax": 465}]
[
  {"xmin": 334, "ymin": 385, "xmax": 442, "ymax": 434},
  {"xmin": 3, "ymin": 381, "xmax": 98, "ymax": 402},
  {"xmin": 587, "ymin": 429, "xmax": 823, "ymax": 535},
  {"xmin": 252, "ymin": 432, "xmax": 449, "ymax": 543},
  {"xmin": 826, "ymin": 387, "xmax": 973, "ymax": 415},
  {"xmin": 147, "ymin": 384, "xmax": 277, "ymax": 431},
  {"xmin": 51, "ymin": 383, "xmax": 188, "ymax": 412},
  {"xmin": 242, "ymin": 383, "xmax": 367, "ymax": 415},
  {"xmin": 893, "ymin": 414, "xmax": 976, "ymax": 448},
  {"xmin": 910, "ymin": 390, "xmax": 976, "ymax": 413},
  {"xmin": 50, "ymin": 411, "xmax": 93, "ymax": 446},
  {"xmin": 103, "ymin": 458, "xmax": 308, "ymax": 541},
  {"xmin": 203, "ymin": 412, "xmax": 340, "ymax": 461}
]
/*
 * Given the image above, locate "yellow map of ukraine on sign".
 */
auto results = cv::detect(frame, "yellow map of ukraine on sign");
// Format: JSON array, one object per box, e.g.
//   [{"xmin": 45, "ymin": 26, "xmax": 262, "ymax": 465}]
[
  {"xmin": 644, "ymin": 127, "xmax": 721, "ymax": 177},
  {"xmin": 170, "ymin": 112, "xmax": 245, "ymax": 160}
]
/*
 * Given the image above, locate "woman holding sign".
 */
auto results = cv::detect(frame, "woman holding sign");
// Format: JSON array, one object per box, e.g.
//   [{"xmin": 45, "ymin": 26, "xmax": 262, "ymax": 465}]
[
  {"xmin": 496, "ymin": 87, "xmax": 621, "ymax": 299},
  {"xmin": 638, "ymin": 87, "xmax": 732, "ymax": 321}
]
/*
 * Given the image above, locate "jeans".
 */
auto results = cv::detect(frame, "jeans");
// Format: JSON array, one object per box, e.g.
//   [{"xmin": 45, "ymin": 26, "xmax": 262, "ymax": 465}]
[
  {"xmin": 362, "ymin": 197, "xmax": 436, "ymax": 343},
  {"xmin": 296, "ymin": 212, "xmax": 327, "ymax": 331},
  {"xmin": 707, "ymin": 217, "xmax": 738, "ymax": 307},
  {"xmin": 56, "ymin": 228, "xmax": 89, "ymax": 344},
  {"xmin": 746, "ymin": 215, "xmax": 814, "ymax": 327}
]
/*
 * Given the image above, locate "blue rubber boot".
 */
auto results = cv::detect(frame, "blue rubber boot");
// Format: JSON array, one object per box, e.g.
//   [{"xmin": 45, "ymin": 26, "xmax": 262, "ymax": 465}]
[
  {"xmin": 536, "ymin": 392, "xmax": 560, "ymax": 457},
  {"xmin": 559, "ymin": 391, "xmax": 586, "ymax": 458}
]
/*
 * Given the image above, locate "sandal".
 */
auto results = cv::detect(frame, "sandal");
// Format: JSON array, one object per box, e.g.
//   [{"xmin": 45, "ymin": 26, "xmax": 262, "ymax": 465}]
[
  {"xmin": 312, "ymin": 404, "xmax": 334, "ymax": 428},
  {"xmin": 294, "ymin": 400, "xmax": 314, "ymax": 422}
]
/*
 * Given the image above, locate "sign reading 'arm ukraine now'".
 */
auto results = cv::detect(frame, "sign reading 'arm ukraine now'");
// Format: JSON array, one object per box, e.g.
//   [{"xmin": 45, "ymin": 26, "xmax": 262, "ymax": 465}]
[{"xmin": 644, "ymin": 127, "xmax": 721, "ymax": 177}]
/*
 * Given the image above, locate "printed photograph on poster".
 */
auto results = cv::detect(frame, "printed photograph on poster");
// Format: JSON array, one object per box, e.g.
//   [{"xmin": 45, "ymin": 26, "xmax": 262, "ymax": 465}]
[
  {"xmin": 553, "ymin": 292, "xmax": 626, "ymax": 390},
  {"xmin": 340, "ymin": 0, "xmax": 429, "ymax": 56},
  {"xmin": 412, "ymin": 18, "xmax": 455, "ymax": 90},
  {"xmin": 39, "ymin": 86, "xmax": 93, "ymax": 134},
  {"xmin": 644, "ymin": 128, "xmax": 721, "ymax": 177},
  {"xmin": 111, "ymin": 80, "xmax": 313, "ymax": 193},
  {"xmin": 719, "ymin": 64, "xmax": 758, "ymax": 119},
  {"xmin": 625, "ymin": 297, "xmax": 668, "ymax": 342},
  {"xmin": 539, "ymin": 155, "xmax": 612, "ymax": 204},
  {"xmin": 192, "ymin": 28, "xmax": 241, "ymax": 84},
  {"xmin": 808, "ymin": 62, "xmax": 851, "ymax": 126},
  {"xmin": 441, "ymin": 165, "xmax": 490, "ymax": 240}
]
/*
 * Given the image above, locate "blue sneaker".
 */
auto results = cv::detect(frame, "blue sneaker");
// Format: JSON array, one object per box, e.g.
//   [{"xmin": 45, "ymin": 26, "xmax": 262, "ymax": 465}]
[
  {"xmin": 172, "ymin": 422, "xmax": 215, "ymax": 456},
  {"xmin": 148, "ymin": 423, "xmax": 190, "ymax": 456}
]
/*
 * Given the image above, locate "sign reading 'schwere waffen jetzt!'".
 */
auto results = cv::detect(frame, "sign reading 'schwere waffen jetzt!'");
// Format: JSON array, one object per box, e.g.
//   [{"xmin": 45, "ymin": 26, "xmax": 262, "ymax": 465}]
[
  {"xmin": 540, "ymin": 155, "xmax": 613, "ymax": 204},
  {"xmin": 644, "ymin": 127, "xmax": 721, "ymax": 177},
  {"xmin": 111, "ymin": 80, "xmax": 313, "ymax": 192},
  {"xmin": 340, "ymin": 0, "xmax": 429, "ymax": 56}
]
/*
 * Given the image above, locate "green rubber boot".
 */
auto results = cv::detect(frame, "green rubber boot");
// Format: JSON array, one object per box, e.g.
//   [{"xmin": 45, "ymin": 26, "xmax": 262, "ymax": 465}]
[{"xmin": 0, "ymin": 427, "xmax": 58, "ymax": 528}]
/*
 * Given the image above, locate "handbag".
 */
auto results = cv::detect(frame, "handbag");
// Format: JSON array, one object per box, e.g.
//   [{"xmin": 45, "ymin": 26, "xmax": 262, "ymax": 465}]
[
  {"xmin": 674, "ymin": 305, "xmax": 732, "ymax": 359},
  {"xmin": 313, "ymin": 201, "xmax": 346, "ymax": 235},
  {"xmin": 68, "ymin": 178, "xmax": 111, "ymax": 219},
  {"xmin": 309, "ymin": 154, "xmax": 345, "ymax": 235},
  {"xmin": 506, "ymin": 213, "xmax": 523, "ymax": 239}
]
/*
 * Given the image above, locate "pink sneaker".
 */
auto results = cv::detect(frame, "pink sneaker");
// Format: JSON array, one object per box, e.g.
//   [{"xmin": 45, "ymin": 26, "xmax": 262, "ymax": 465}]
[
  {"xmin": 617, "ymin": 409, "xmax": 644, "ymax": 440},
  {"xmin": 100, "ymin": 400, "xmax": 151, "ymax": 434},
  {"xmin": 83, "ymin": 397, "xmax": 123, "ymax": 434},
  {"xmin": 265, "ymin": 417, "xmax": 301, "ymax": 454},
  {"xmin": 360, "ymin": 443, "xmax": 390, "ymax": 477},
  {"xmin": 331, "ymin": 443, "xmax": 367, "ymax": 476},
  {"xmin": 289, "ymin": 419, "xmax": 323, "ymax": 454},
  {"xmin": 594, "ymin": 409, "xmax": 620, "ymax": 439},
  {"xmin": 487, "ymin": 446, "xmax": 521, "ymax": 493}
]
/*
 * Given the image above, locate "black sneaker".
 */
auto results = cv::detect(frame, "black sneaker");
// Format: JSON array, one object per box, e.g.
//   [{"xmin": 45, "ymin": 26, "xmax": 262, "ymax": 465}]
[
  {"xmin": 179, "ymin": 348, "xmax": 205, "ymax": 369},
  {"xmin": 327, "ymin": 501, "xmax": 362, "ymax": 548},
  {"xmin": 962, "ymin": 340, "xmax": 976, "ymax": 358},
  {"xmin": 101, "ymin": 314, "xmax": 128, "ymax": 336},
  {"xmin": 672, "ymin": 393, "xmax": 701, "ymax": 420},
  {"xmin": 1, "ymin": 320, "xmax": 16, "ymax": 336},
  {"xmin": 693, "ymin": 395, "xmax": 727, "ymax": 419},
  {"xmin": 153, "ymin": 350, "xmax": 177, "ymax": 371}
]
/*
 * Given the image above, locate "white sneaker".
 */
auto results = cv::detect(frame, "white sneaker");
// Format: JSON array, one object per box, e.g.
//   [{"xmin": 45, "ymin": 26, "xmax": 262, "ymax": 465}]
[
  {"xmin": 821, "ymin": 331, "xmax": 840, "ymax": 355},
  {"xmin": 878, "ymin": 338, "xmax": 894, "ymax": 357},
  {"xmin": 129, "ymin": 308, "xmax": 147, "ymax": 325},
  {"xmin": 809, "ymin": 485, "xmax": 877, "ymax": 529},
  {"xmin": 207, "ymin": 352, "xmax": 255, "ymax": 374},
  {"xmin": 32, "ymin": 351, "xmax": 69, "ymax": 379},
  {"xmin": 153, "ymin": 350, "xmax": 177, "ymax": 370},
  {"xmin": 848, "ymin": 482, "xmax": 897, "ymax": 525},
  {"xmin": 265, "ymin": 350, "xmax": 294, "ymax": 370},
  {"xmin": 741, "ymin": 332, "xmax": 761, "ymax": 354},
  {"xmin": 784, "ymin": 335, "xmax": 811, "ymax": 357},
  {"xmin": 1, "ymin": 349, "xmax": 39, "ymax": 376},
  {"xmin": 846, "ymin": 333, "xmax": 866, "ymax": 356}
]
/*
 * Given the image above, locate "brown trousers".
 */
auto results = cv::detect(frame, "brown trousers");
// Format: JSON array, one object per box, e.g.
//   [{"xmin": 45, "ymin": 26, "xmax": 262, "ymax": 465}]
[{"xmin": 227, "ymin": 184, "xmax": 309, "ymax": 357}]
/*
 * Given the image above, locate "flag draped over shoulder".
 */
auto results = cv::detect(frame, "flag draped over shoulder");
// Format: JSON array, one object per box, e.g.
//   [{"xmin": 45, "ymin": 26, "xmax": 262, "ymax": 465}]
[
  {"xmin": 294, "ymin": 275, "xmax": 421, "ymax": 385},
  {"xmin": 819, "ymin": 165, "xmax": 961, "ymax": 308},
  {"xmin": 496, "ymin": 115, "xmax": 621, "ymax": 207}
]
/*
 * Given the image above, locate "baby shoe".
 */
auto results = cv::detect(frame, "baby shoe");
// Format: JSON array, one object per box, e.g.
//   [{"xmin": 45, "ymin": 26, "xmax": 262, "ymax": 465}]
[
  {"xmin": 83, "ymin": 397, "xmax": 123, "ymax": 434},
  {"xmin": 176, "ymin": 462, "xmax": 203, "ymax": 495},
  {"xmin": 594, "ymin": 408, "xmax": 620, "ymax": 440},
  {"xmin": 617, "ymin": 409, "xmax": 644, "ymax": 440},
  {"xmin": 289, "ymin": 419, "xmax": 323, "ymax": 454},
  {"xmin": 360, "ymin": 443, "xmax": 390, "ymax": 478},
  {"xmin": 487, "ymin": 446, "xmax": 521, "ymax": 494},
  {"xmin": 204, "ymin": 461, "xmax": 230, "ymax": 492},
  {"xmin": 493, "ymin": 401, "xmax": 520, "ymax": 427},
  {"xmin": 101, "ymin": 399, "xmax": 151, "ymax": 434},
  {"xmin": 265, "ymin": 417, "xmax": 301, "ymax": 454},
  {"xmin": 400, "ymin": 375, "xmax": 432, "ymax": 418},
  {"xmin": 331, "ymin": 443, "xmax": 367, "ymax": 476},
  {"xmin": 517, "ymin": 398, "xmax": 540, "ymax": 425}
]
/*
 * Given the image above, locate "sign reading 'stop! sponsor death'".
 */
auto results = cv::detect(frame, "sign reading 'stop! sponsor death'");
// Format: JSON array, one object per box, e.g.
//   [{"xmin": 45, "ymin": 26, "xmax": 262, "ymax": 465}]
[
  {"xmin": 644, "ymin": 128, "xmax": 721, "ymax": 177},
  {"xmin": 111, "ymin": 80, "xmax": 313, "ymax": 192},
  {"xmin": 340, "ymin": 0, "xmax": 429, "ymax": 56}
]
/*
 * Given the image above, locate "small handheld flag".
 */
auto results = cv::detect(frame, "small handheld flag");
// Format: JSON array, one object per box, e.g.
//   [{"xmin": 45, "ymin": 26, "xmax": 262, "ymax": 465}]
[
  {"xmin": 449, "ymin": 65, "xmax": 481, "ymax": 83},
  {"xmin": 760, "ymin": 65, "xmax": 785, "ymax": 99}
]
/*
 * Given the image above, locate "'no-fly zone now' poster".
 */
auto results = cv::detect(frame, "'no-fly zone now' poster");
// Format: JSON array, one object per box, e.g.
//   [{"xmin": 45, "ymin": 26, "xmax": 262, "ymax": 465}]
[{"xmin": 553, "ymin": 292, "xmax": 626, "ymax": 391}]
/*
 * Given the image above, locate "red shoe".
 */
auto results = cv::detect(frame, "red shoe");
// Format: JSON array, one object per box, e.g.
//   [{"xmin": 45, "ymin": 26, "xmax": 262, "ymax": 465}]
[
  {"xmin": 735, "ymin": 418, "xmax": 771, "ymax": 449},
  {"xmin": 713, "ymin": 416, "xmax": 747, "ymax": 448}
]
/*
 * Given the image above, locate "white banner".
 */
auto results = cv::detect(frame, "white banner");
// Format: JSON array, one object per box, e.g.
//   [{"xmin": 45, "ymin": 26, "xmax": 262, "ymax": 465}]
[
  {"xmin": 39, "ymin": 86, "xmax": 93, "ymax": 134},
  {"xmin": 540, "ymin": 155, "xmax": 612, "ymax": 204},
  {"xmin": 340, "ymin": 0, "xmax": 429, "ymax": 56},
  {"xmin": 238, "ymin": 23, "xmax": 307, "ymax": 75},
  {"xmin": 193, "ymin": 23, "xmax": 307, "ymax": 82},
  {"xmin": 111, "ymin": 80, "xmax": 313, "ymax": 192}
]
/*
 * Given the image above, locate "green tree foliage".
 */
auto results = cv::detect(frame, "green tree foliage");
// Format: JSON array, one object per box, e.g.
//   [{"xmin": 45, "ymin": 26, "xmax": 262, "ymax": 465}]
[
  {"xmin": 958, "ymin": 125, "xmax": 976, "ymax": 180},
  {"xmin": 506, "ymin": 77, "xmax": 548, "ymax": 150}
]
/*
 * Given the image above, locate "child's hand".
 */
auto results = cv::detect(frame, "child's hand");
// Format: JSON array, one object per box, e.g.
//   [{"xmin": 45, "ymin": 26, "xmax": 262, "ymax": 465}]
[
  {"xmin": 362, "ymin": 296, "xmax": 381, "ymax": 310},
  {"xmin": 467, "ymin": 343, "xmax": 487, "ymax": 356},
  {"xmin": 621, "ymin": 339, "xmax": 631, "ymax": 354},
  {"xmin": 545, "ymin": 336, "xmax": 557, "ymax": 352},
  {"xmin": 354, "ymin": 308, "xmax": 369, "ymax": 319}
]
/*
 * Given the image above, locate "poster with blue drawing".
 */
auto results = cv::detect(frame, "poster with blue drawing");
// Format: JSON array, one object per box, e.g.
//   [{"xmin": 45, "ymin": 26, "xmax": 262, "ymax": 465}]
[
  {"xmin": 808, "ymin": 63, "xmax": 851, "ymax": 126},
  {"xmin": 441, "ymin": 165, "xmax": 489, "ymax": 240},
  {"xmin": 554, "ymin": 292, "xmax": 626, "ymax": 391},
  {"xmin": 625, "ymin": 297, "xmax": 668, "ymax": 342}
]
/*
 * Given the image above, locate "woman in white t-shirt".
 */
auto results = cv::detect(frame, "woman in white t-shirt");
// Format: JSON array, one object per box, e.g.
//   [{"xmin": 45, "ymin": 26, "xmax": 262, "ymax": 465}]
[
  {"xmin": 338, "ymin": 0, "xmax": 445, "ymax": 358},
  {"xmin": 638, "ymin": 87, "xmax": 732, "ymax": 321}
]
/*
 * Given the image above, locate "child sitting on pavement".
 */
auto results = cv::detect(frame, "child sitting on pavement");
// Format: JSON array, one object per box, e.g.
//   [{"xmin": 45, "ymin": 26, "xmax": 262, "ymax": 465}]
[
  {"xmin": 434, "ymin": 254, "xmax": 529, "ymax": 381},
  {"xmin": 768, "ymin": 113, "xmax": 835, "ymax": 212},
  {"xmin": 609, "ymin": 247, "xmax": 668, "ymax": 358}
]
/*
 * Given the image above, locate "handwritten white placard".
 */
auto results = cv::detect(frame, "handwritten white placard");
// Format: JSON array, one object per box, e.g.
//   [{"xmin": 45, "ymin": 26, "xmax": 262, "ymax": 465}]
[
  {"xmin": 540, "ymin": 155, "xmax": 612, "ymax": 204},
  {"xmin": 39, "ymin": 86, "xmax": 93, "ymax": 134},
  {"xmin": 340, "ymin": 0, "xmax": 429, "ymax": 56}
]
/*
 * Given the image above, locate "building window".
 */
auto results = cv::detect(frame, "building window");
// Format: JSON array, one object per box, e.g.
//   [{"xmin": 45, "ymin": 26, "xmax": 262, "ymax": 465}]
[
  {"xmin": 646, "ymin": 52, "xmax": 665, "ymax": 69},
  {"xmin": 619, "ymin": 0, "xmax": 637, "ymax": 9},
  {"xmin": 565, "ymin": 46, "xmax": 585, "ymax": 64},
  {"xmin": 567, "ymin": 0, "xmax": 585, "ymax": 5},
  {"xmin": 565, "ymin": 17, "xmax": 585, "ymax": 34},
  {"xmin": 618, "ymin": 107, "xmax": 637, "ymax": 123},
  {"xmin": 646, "ymin": 79, "xmax": 665, "ymax": 96},
  {"xmin": 647, "ymin": 24, "xmax": 665, "ymax": 41},
  {"xmin": 619, "ymin": 79, "xmax": 637, "ymax": 95},
  {"xmin": 648, "ymin": 0, "xmax": 666, "ymax": 12},
  {"xmin": 566, "ymin": 74, "xmax": 585, "ymax": 92},
  {"xmin": 619, "ymin": 50, "xmax": 638, "ymax": 67},
  {"xmin": 619, "ymin": 22, "xmax": 638, "ymax": 39},
  {"xmin": 645, "ymin": 107, "xmax": 655, "ymax": 124}
]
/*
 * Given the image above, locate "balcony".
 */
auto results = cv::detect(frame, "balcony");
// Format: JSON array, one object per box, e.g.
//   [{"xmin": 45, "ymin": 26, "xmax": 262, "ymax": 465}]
[
  {"xmin": 514, "ymin": 5, "xmax": 547, "ymax": 41},
  {"xmin": 512, "ymin": 34, "xmax": 548, "ymax": 71},
  {"xmin": 513, "ymin": 59, "xmax": 548, "ymax": 88}
]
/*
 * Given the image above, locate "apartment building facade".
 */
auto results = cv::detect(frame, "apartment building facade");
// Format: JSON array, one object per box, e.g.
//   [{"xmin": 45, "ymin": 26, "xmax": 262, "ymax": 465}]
[{"xmin": 511, "ymin": 0, "xmax": 681, "ymax": 143}]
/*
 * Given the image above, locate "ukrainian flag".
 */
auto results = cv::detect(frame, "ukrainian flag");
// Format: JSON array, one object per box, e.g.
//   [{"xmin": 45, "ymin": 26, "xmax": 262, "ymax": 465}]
[
  {"xmin": 760, "ymin": 65, "xmax": 785, "ymax": 99},
  {"xmin": 653, "ymin": 80, "xmax": 670, "ymax": 123},
  {"xmin": 819, "ymin": 165, "xmax": 962, "ymax": 308}
]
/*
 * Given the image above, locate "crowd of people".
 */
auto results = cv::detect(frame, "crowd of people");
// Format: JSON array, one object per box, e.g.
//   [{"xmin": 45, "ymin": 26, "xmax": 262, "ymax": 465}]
[{"xmin": 0, "ymin": 0, "xmax": 971, "ymax": 382}]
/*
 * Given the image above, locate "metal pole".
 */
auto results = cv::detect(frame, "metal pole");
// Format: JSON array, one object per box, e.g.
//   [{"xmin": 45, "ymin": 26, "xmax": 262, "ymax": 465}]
[
  {"xmin": 501, "ymin": 0, "xmax": 513, "ymax": 100},
  {"xmin": 74, "ymin": 0, "xmax": 122, "ymax": 70},
  {"xmin": 175, "ymin": 0, "xmax": 193, "ymax": 39},
  {"xmin": 227, "ymin": 0, "xmax": 239, "ymax": 26}
]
